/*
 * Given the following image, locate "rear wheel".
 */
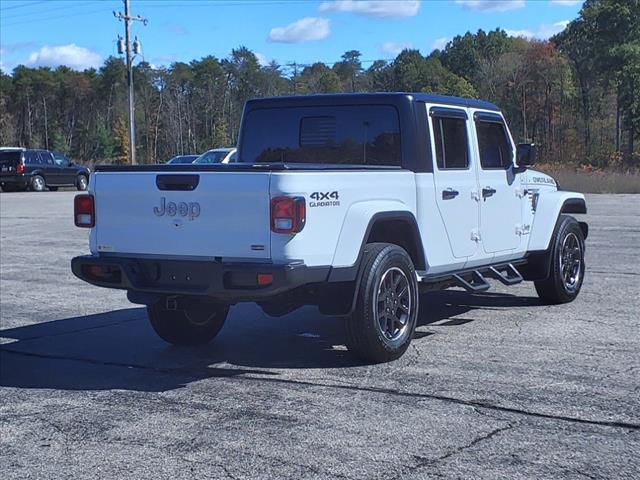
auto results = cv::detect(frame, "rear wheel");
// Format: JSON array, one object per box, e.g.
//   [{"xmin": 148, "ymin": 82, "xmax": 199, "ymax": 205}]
[
  {"xmin": 535, "ymin": 215, "xmax": 585, "ymax": 304},
  {"xmin": 345, "ymin": 243, "xmax": 419, "ymax": 363},
  {"xmin": 76, "ymin": 174, "xmax": 88, "ymax": 191},
  {"xmin": 147, "ymin": 302, "xmax": 229, "ymax": 346},
  {"xmin": 30, "ymin": 175, "xmax": 46, "ymax": 192}
]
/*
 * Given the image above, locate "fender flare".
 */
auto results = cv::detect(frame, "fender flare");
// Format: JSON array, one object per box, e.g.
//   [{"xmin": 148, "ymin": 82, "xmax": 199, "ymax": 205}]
[
  {"xmin": 527, "ymin": 191, "xmax": 587, "ymax": 252},
  {"xmin": 561, "ymin": 197, "xmax": 587, "ymax": 214},
  {"xmin": 328, "ymin": 210, "xmax": 425, "ymax": 282},
  {"xmin": 28, "ymin": 169, "xmax": 46, "ymax": 179}
]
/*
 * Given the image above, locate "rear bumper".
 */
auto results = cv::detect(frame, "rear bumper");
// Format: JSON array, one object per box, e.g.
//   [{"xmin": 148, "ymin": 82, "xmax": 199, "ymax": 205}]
[
  {"xmin": 0, "ymin": 174, "xmax": 29, "ymax": 187},
  {"xmin": 71, "ymin": 255, "xmax": 329, "ymax": 303}
]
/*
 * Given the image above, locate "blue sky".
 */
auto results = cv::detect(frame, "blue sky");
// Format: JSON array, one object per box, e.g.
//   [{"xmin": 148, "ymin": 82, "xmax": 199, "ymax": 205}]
[{"xmin": 1, "ymin": 0, "xmax": 583, "ymax": 73}]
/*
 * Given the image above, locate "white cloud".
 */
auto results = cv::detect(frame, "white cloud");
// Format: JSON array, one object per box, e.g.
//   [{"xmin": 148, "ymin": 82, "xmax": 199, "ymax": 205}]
[
  {"xmin": 319, "ymin": 0, "xmax": 420, "ymax": 18},
  {"xmin": 505, "ymin": 28, "xmax": 534, "ymax": 38},
  {"xmin": 506, "ymin": 20, "xmax": 570, "ymax": 39},
  {"xmin": 26, "ymin": 44, "xmax": 102, "ymax": 70},
  {"xmin": 537, "ymin": 20, "xmax": 570, "ymax": 37},
  {"xmin": 255, "ymin": 52, "xmax": 270, "ymax": 67},
  {"xmin": 455, "ymin": 0, "xmax": 525, "ymax": 12},
  {"xmin": 550, "ymin": 0, "xmax": 581, "ymax": 5},
  {"xmin": 381, "ymin": 42, "xmax": 414, "ymax": 55},
  {"xmin": 431, "ymin": 37, "xmax": 450, "ymax": 51},
  {"xmin": 268, "ymin": 17, "xmax": 331, "ymax": 43}
]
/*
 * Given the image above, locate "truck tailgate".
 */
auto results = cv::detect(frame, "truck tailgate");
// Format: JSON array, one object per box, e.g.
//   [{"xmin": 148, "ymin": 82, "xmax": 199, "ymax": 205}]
[{"xmin": 93, "ymin": 171, "xmax": 271, "ymax": 259}]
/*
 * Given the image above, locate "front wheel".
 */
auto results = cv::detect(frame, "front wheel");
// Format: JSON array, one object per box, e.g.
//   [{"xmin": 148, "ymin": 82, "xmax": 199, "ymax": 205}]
[
  {"xmin": 345, "ymin": 243, "xmax": 419, "ymax": 363},
  {"xmin": 535, "ymin": 215, "xmax": 585, "ymax": 304},
  {"xmin": 147, "ymin": 302, "xmax": 229, "ymax": 346}
]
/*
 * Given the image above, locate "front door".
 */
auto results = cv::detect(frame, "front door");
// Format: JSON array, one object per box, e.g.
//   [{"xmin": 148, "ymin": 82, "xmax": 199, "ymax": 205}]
[
  {"xmin": 429, "ymin": 107, "xmax": 479, "ymax": 259},
  {"xmin": 473, "ymin": 113, "xmax": 522, "ymax": 253},
  {"xmin": 59, "ymin": 158, "xmax": 78, "ymax": 185}
]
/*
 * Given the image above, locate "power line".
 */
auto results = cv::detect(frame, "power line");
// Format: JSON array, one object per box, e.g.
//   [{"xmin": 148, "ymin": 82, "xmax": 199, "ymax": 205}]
[
  {"xmin": 1, "ymin": 0, "xmax": 104, "ymax": 20},
  {"xmin": 139, "ymin": 0, "xmax": 316, "ymax": 6},
  {"xmin": 0, "ymin": 1, "xmax": 46, "ymax": 12},
  {"xmin": 2, "ymin": 6, "xmax": 115, "ymax": 27}
]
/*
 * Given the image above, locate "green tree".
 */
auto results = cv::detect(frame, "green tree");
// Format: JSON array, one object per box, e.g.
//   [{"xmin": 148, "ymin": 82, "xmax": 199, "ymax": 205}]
[
  {"xmin": 333, "ymin": 50, "xmax": 363, "ymax": 92},
  {"xmin": 299, "ymin": 63, "xmax": 341, "ymax": 93}
]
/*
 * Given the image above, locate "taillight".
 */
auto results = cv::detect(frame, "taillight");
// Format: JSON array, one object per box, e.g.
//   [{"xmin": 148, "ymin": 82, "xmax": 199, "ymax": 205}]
[
  {"xmin": 74, "ymin": 194, "xmax": 95, "ymax": 228},
  {"xmin": 16, "ymin": 163, "xmax": 24, "ymax": 174},
  {"xmin": 270, "ymin": 196, "xmax": 305, "ymax": 234}
]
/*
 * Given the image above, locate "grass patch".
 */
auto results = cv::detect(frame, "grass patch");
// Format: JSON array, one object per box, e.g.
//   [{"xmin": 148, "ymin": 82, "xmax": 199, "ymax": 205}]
[{"xmin": 536, "ymin": 165, "xmax": 640, "ymax": 194}]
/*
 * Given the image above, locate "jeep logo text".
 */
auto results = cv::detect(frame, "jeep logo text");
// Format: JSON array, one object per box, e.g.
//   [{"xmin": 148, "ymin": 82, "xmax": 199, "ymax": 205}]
[{"xmin": 153, "ymin": 197, "xmax": 200, "ymax": 220}]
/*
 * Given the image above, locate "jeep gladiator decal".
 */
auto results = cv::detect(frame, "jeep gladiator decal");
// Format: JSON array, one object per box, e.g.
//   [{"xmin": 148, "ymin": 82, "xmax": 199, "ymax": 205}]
[
  {"xmin": 153, "ymin": 197, "xmax": 201, "ymax": 220},
  {"xmin": 310, "ymin": 191, "xmax": 340, "ymax": 207},
  {"xmin": 530, "ymin": 176, "xmax": 556, "ymax": 186}
]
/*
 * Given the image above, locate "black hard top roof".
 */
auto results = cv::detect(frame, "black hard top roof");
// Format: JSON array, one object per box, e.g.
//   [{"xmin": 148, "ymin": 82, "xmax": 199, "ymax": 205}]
[{"xmin": 245, "ymin": 92, "xmax": 500, "ymax": 112}]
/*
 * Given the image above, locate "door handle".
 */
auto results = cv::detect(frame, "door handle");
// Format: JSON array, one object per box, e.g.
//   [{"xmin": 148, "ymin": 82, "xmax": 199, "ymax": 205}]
[
  {"xmin": 442, "ymin": 188, "xmax": 459, "ymax": 200},
  {"xmin": 482, "ymin": 187, "xmax": 497, "ymax": 198}
]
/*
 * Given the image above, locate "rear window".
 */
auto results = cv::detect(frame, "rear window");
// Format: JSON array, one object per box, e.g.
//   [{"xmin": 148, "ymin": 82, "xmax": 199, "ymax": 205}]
[
  {"xmin": 0, "ymin": 151, "xmax": 22, "ymax": 165},
  {"xmin": 239, "ymin": 105, "xmax": 401, "ymax": 166}
]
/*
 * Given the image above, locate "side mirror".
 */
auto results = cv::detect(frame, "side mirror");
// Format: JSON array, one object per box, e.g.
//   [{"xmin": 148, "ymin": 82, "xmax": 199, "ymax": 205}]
[{"xmin": 516, "ymin": 143, "xmax": 536, "ymax": 168}]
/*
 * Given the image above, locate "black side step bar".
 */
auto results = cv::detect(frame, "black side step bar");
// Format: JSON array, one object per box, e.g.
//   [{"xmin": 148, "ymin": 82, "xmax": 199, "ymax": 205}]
[
  {"xmin": 452, "ymin": 271, "xmax": 491, "ymax": 292},
  {"xmin": 486, "ymin": 264, "xmax": 524, "ymax": 286},
  {"xmin": 417, "ymin": 262, "xmax": 525, "ymax": 293}
]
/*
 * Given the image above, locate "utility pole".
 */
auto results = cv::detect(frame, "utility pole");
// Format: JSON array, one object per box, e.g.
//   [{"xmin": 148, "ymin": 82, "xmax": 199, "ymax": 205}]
[{"xmin": 114, "ymin": 0, "xmax": 147, "ymax": 165}]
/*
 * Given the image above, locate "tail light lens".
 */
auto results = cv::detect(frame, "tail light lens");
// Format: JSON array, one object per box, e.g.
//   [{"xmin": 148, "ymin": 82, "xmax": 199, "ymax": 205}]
[
  {"xmin": 270, "ymin": 196, "xmax": 305, "ymax": 234},
  {"xmin": 74, "ymin": 194, "xmax": 95, "ymax": 228},
  {"xmin": 16, "ymin": 163, "xmax": 24, "ymax": 174}
]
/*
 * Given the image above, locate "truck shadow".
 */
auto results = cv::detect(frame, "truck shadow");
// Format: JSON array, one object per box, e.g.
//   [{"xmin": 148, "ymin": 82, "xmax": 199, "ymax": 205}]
[{"xmin": 0, "ymin": 290, "xmax": 540, "ymax": 393}]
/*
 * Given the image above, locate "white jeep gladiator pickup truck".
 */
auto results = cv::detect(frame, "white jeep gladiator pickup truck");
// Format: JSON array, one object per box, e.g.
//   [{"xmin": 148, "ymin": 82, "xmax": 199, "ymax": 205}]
[{"xmin": 72, "ymin": 93, "xmax": 588, "ymax": 362}]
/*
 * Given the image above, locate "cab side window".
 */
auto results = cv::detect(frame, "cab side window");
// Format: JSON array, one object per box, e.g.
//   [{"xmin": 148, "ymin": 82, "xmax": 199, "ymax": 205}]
[
  {"xmin": 25, "ymin": 151, "xmax": 40, "ymax": 165},
  {"xmin": 39, "ymin": 152, "xmax": 54, "ymax": 165},
  {"xmin": 476, "ymin": 121, "xmax": 513, "ymax": 169},
  {"xmin": 432, "ymin": 117, "xmax": 469, "ymax": 170}
]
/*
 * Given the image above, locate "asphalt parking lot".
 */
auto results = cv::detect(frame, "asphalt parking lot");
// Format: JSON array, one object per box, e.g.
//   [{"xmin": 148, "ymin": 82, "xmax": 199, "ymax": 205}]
[{"xmin": 0, "ymin": 191, "xmax": 638, "ymax": 479}]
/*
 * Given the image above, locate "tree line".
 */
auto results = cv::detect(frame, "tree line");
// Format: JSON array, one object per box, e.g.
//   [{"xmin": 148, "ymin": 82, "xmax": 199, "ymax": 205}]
[{"xmin": 0, "ymin": 0, "xmax": 637, "ymax": 168}]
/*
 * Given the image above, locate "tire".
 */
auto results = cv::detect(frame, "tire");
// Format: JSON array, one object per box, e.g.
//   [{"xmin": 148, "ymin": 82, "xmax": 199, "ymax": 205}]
[
  {"xmin": 76, "ymin": 174, "xmax": 88, "ymax": 191},
  {"xmin": 30, "ymin": 175, "xmax": 46, "ymax": 192},
  {"xmin": 147, "ymin": 302, "xmax": 229, "ymax": 346},
  {"xmin": 534, "ymin": 215, "xmax": 585, "ymax": 304},
  {"xmin": 345, "ymin": 243, "xmax": 419, "ymax": 363}
]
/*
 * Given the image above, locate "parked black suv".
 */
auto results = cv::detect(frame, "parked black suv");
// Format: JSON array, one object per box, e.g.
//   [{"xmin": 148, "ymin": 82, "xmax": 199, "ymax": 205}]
[{"xmin": 0, "ymin": 148, "xmax": 90, "ymax": 192}]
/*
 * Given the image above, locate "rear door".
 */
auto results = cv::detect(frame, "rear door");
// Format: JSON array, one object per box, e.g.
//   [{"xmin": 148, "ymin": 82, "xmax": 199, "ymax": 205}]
[
  {"xmin": 94, "ymin": 171, "xmax": 272, "ymax": 259},
  {"xmin": 429, "ymin": 107, "xmax": 479, "ymax": 259},
  {"xmin": 38, "ymin": 151, "xmax": 58, "ymax": 184},
  {"xmin": 24, "ymin": 150, "xmax": 40, "ymax": 173},
  {"xmin": 472, "ymin": 112, "xmax": 522, "ymax": 253}
]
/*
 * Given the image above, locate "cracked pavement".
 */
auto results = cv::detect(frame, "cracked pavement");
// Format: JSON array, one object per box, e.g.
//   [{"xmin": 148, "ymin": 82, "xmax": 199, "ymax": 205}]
[{"xmin": 1, "ymin": 192, "xmax": 639, "ymax": 479}]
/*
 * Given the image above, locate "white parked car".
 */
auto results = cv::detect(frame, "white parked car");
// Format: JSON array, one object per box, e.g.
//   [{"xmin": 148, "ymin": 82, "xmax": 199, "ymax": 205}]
[
  {"xmin": 72, "ymin": 93, "xmax": 587, "ymax": 363},
  {"xmin": 193, "ymin": 148, "xmax": 237, "ymax": 165}
]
